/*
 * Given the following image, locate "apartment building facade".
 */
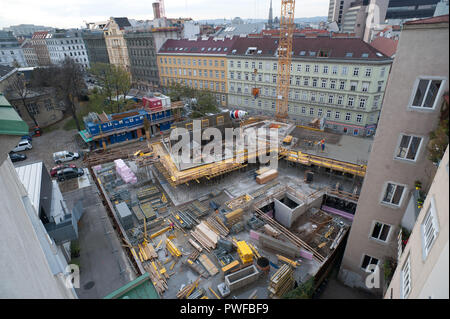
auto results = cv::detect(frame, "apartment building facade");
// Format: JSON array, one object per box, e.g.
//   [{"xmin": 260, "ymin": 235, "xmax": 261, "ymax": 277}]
[
  {"xmin": 104, "ymin": 17, "xmax": 132, "ymax": 71},
  {"xmin": 124, "ymin": 30, "xmax": 160, "ymax": 91},
  {"xmin": 82, "ymin": 30, "xmax": 110, "ymax": 65},
  {"xmin": 385, "ymin": 146, "xmax": 448, "ymax": 299},
  {"xmin": 31, "ymin": 31, "xmax": 51, "ymax": 66},
  {"xmin": 21, "ymin": 39, "xmax": 39, "ymax": 67},
  {"xmin": 0, "ymin": 31, "xmax": 27, "ymax": 67},
  {"xmin": 339, "ymin": 15, "xmax": 449, "ymax": 295},
  {"xmin": 227, "ymin": 35, "xmax": 392, "ymax": 136},
  {"xmin": 46, "ymin": 29, "xmax": 90, "ymax": 69},
  {"xmin": 157, "ymin": 36, "xmax": 237, "ymax": 107}
]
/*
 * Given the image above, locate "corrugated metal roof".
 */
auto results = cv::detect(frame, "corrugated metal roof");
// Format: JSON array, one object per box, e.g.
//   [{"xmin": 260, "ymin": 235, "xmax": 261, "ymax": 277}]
[{"xmin": 15, "ymin": 162, "xmax": 42, "ymax": 215}]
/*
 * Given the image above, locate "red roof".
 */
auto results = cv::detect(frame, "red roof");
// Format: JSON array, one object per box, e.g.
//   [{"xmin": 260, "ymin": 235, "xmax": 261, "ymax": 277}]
[
  {"xmin": 404, "ymin": 14, "xmax": 449, "ymax": 25},
  {"xmin": 32, "ymin": 31, "xmax": 49, "ymax": 39},
  {"xmin": 370, "ymin": 37, "xmax": 398, "ymax": 57},
  {"xmin": 159, "ymin": 36, "xmax": 238, "ymax": 55},
  {"xmin": 227, "ymin": 36, "xmax": 390, "ymax": 60}
]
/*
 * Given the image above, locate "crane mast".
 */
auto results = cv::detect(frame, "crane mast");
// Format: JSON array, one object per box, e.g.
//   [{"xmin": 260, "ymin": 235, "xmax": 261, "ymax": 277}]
[{"xmin": 275, "ymin": 0, "xmax": 296, "ymax": 121}]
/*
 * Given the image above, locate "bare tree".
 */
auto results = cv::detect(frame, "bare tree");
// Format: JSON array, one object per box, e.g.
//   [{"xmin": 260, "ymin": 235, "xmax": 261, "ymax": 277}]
[
  {"xmin": 6, "ymin": 72, "xmax": 38, "ymax": 126},
  {"xmin": 51, "ymin": 58, "xmax": 87, "ymax": 131}
]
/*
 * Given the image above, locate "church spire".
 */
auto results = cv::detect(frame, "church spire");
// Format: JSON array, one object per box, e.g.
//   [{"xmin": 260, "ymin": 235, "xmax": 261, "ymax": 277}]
[{"xmin": 268, "ymin": 0, "xmax": 273, "ymax": 28}]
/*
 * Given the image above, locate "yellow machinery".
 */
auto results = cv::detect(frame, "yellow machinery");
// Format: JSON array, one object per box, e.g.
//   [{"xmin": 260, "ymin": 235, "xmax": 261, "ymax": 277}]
[
  {"xmin": 275, "ymin": 0, "xmax": 296, "ymax": 121},
  {"xmin": 225, "ymin": 208, "xmax": 244, "ymax": 222},
  {"xmin": 166, "ymin": 238, "xmax": 182, "ymax": 257},
  {"xmin": 150, "ymin": 225, "xmax": 172, "ymax": 239},
  {"xmin": 282, "ymin": 135, "xmax": 293, "ymax": 145},
  {"xmin": 221, "ymin": 260, "xmax": 240, "ymax": 273},
  {"xmin": 236, "ymin": 241, "xmax": 254, "ymax": 264}
]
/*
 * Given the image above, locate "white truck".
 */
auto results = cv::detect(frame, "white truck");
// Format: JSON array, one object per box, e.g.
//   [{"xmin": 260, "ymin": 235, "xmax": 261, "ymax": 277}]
[{"xmin": 53, "ymin": 151, "xmax": 80, "ymax": 164}]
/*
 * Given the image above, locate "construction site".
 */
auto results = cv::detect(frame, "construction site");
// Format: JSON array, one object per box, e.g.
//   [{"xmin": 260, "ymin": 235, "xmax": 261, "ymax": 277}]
[{"xmin": 84, "ymin": 110, "xmax": 370, "ymax": 299}]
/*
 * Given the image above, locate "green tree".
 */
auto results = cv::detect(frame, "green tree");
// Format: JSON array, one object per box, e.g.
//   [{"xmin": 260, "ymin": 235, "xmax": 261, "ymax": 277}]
[
  {"xmin": 6, "ymin": 72, "xmax": 39, "ymax": 126},
  {"xmin": 282, "ymin": 277, "xmax": 315, "ymax": 299}
]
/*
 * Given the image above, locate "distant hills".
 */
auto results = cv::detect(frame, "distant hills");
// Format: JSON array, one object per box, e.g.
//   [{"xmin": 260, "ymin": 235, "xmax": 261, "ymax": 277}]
[{"xmin": 196, "ymin": 16, "xmax": 327, "ymax": 25}]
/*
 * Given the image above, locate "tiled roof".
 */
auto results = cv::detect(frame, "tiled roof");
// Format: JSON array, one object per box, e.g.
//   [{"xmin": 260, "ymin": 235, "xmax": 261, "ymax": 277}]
[
  {"xmin": 113, "ymin": 17, "xmax": 131, "ymax": 29},
  {"xmin": 227, "ymin": 36, "xmax": 390, "ymax": 60},
  {"xmin": 404, "ymin": 14, "xmax": 449, "ymax": 25},
  {"xmin": 370, "ymin": 37, "xmax": 398, "ymax": 57},
  {"xmin": 158, "ymin": 36, "xmax": 238, "ymax": 55},
  {"xmin": 31, "ymin": 31, "xmax": 49, "ymax": 39}
]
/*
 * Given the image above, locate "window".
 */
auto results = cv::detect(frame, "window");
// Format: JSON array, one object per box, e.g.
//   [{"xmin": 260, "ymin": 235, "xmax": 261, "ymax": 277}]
[
  {"xmin": 323, "ymin": 65, "xmax": 328, "ymax": 74},
  {"xmin": 297, "ymin": 64, "xmax": 301, "ymax": 72},
  {"xmin": 230, "ymin": 61, "xmax": 234, "ymax": 68},
  {"xmin": 380, "ymin": 67, "xmax": 386, "ymax": 77},
  {"xmin": 310, "ymin": 108, "xmax": 314, "ymax": 115},
  {"xmin": 365, "ymin": 68, "xmax": 372, "ymax": 77},
  {"xmin": 345, "ymin": 112, "xmax": 351, "ymax": 121},
  {"xmin": 422, "ymin": 199, "xmax": 439, "ymax": 259},
  {"xmin": 350, "ymin": 81, "xmax": 357, "ymax": 91},
  {"xmin": 335, "ymin": 111, "xmax": 340, "ymax": 119},
  {"xmin": 326, "ymin": 110, "xmax": 331, "ymax": 118},
  {"xmin": 342, "ymin": 66, "xmax": 348, "ymax": 75},
  {"xmin": 361, "ymin": 255, "xmax": 379, "ymax": 271},
  {"xmin": 328, "ymin": 95, "xmax": 334, "ymax": 104},
  {"xmin": 330, "ymin": 80, "xmax": 336, "ymax": 89},
  {"xmin": 396, "ymin": 135, "xmax": 422, "ymax": 161},
  {"xmin": 337, "ymin": 95, "xmax": 343, "ymax": 105},
  {"xmin": 359, "ymin": 97, "xmax": 367, "ymax": 108},
  {"xmin": 305, "ymin": 65, "xmax": 310, "ymax": 73},
  {"xmin": 371, "ymin": 222, "xmax": 391, "ymax": 242},
  {"xmin": 411, "ymin": 78, "xmax": 444, "ymax": 109},
  {"xmin": 273, "ymin": 63, "xmax": 277, "ymax": 71},
  {"xmin": 314, "ymin": 65, "xmax": 319, "ymax": 73},
  {"xmin": 332, "ymin": 66, "xmax": 338, "ymax": 75},
  {"xmin": 353, "ymin": 67, "xmax": 359, "ymax": 76},
  {"xmin": 321, "ymin": 79, "xmax": 327, "ymax": 88},
  {"xmin": 339, "ymin": 81, "xmax": 345, "ymax": 90},
  {"xmin": 312, "ymin": 79, "xmax": 318, "ymax": 87},
  {"xmin": 356, "ymin": 114, "xmax": 362, "ymax": 123},
  {"xmin": 304, "ymin": 78, "xmax": 309, "ymax": 86},
  {"xmin": 318, "ymin": 109, "xmax": 323, "ymax": 117},
  {"xmin": 348, "ymin": 96, "xmax": 354, "ymax": 107},
  {"xmin": 362, "ymin": 82, "xmax": 369, "ymax": 92},
  {"xmin": 382, "ymin": 182, "xmax": 405, "ymax": 206},
  {"xmin": 310, "ymin": 93, "xmax": 316, "ymax": 102},
  {"xmin": 401, "ymin": 256, "xmax": 411, "ymax": 299},
  {"xmin": 377, "ymin": 81, "xmax": 384, "ymax": 92}
]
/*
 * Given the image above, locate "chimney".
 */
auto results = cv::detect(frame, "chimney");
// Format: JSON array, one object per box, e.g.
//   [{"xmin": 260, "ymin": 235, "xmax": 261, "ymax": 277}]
[{"xmin": 153, "ymin": 2, "xmax": 161, "ymax": 19}]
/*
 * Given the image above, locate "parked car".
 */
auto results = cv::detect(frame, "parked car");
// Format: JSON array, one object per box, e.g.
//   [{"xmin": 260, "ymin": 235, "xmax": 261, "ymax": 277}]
[
  {"xmin": 53, "ymin": 151, "xmax": 80, "ymax": 164},
  {"xmin": 56, "ymin": 167, "xmax": 84, "ymax": 182},
  {"xmin": 21, "ymin": 135, "xmax": 32, "ymax": 142},
  {"xmin": 50, "ymin": 163, "xmax": 77, "ymax": 177},
  {"xmin": 12, "ymin": 140, "xmax": 32, "ymax": 152},
  {"xmin": 9, "ymin": 152, "xmax": 27, "ymax": 162}
]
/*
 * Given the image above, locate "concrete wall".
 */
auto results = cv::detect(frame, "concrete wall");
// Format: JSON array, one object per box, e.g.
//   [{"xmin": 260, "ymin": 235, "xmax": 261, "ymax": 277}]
[
  {"xmin": 339, "ymin": 20, "xmax": 449, "ymax": 294},
  {"xmin": 0, "ymin": 156, "xmax": 76, "ymax": 298},
  {"xmin": 224, "ymin": 265, "xmax": 260, "ymax": 292},
  {"xmin": 274, "ymin": 192, "xmax": 323, "ymax": 228}
]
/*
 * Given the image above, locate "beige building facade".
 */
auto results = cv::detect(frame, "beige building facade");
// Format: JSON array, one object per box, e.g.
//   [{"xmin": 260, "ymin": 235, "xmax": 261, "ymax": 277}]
[
  {"xmin": 339, "ymin": 15, "xmax": 449, "ymax": 295},
  {"xmin": 385, "ymin": 146, "xmax": 448, "ymax": 299},
  {"xmin": 104, "ymin": 17, "xmax": 131, "ymax": 71}
]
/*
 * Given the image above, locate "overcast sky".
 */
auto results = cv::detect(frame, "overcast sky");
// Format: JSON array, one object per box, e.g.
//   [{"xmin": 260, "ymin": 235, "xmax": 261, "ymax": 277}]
[{"xmin": 0, "ymin": 0, "xmax": 329, "ymax": 29}]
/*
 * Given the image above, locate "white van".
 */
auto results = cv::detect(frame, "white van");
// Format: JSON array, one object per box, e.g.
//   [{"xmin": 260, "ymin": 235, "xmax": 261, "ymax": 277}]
[
  {"xmin": 53, "ymin": 151, "xmax": 80, "ymax": 164},
  {"xmin": 12, "ymin": 140, "xmax": 32, "ymax": 152}
]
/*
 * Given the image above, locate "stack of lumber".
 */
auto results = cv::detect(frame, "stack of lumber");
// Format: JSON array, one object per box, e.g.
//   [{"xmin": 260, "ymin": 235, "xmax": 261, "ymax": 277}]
[
  {"xmin": 188, "ymin": 250, "xmax": 200, "ymax": 261},
  {"xmin": 190, "ymin": 221, "xmax": 219, "ymax": 252},
  {"xmin": 144, "ymin": 262, "xmax": 168, "ymax": 295},
  {"xmin": 268, "ymin": 264, "xmax": 294, "ymax": 297},
  {"xmin": 138, "ymin": 242, "xmax": 157, "ymax": 261},
  {"xmin": 177, "ymin": 277, "xmax": 201, "ymax": 299},
  {"xmin": 137, "ymin": 186, "xmax": 160, "ymax": 201},
  {"xmin": 198, "ymin": 254, "xmax": 219, "ymax": 276},
  {"xmin": 256, "ymin": 169, "xmax": 278, "ymax": 185},
  {"xmin": 205, "ymin": 215, "xmax": 229, "ymax": 236},
  {"xmin": 224, "ymin": 208, "xmax": 245, "ymax": 226},
  {"xmin": 183, "ymin": 258, "xmax": 209, "ymax": 278},
  {"xmin": 263, "ymin": 224, "xmax": 281, "ymax": 238},
  {"xmin": 188, "ymin": 238, "xmax": 203, "ymax": 252}
]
